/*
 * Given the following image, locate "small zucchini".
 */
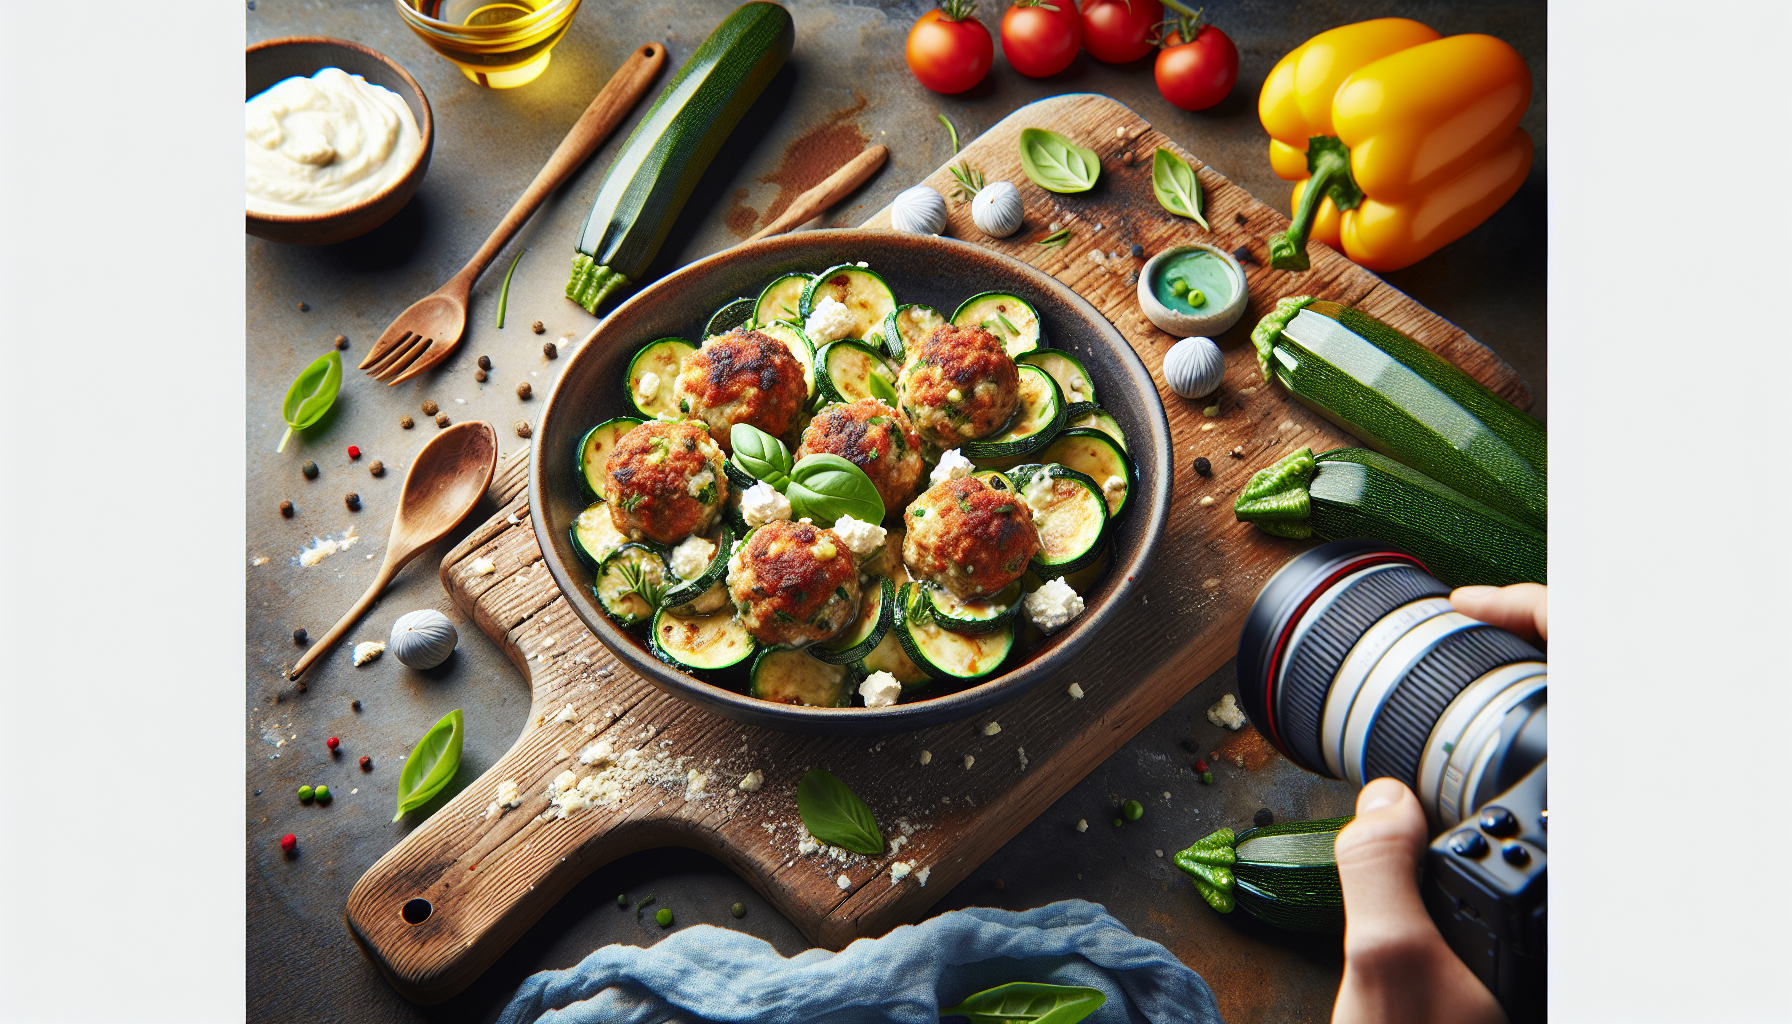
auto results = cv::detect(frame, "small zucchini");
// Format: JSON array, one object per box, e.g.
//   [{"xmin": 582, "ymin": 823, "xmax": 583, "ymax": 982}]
[
  {"xmin": 815, "ymin": 340, "xmax": 900, "ymax": 405},
  {"xmin": 626, "ymin": 339, "xmax": 696, "ymax": 420},
  {"xmin": 595, "ymin": 543, "xmax": 670, "ymax": 627},
  {"xmin": 960, "ymin": 364, "xmax": 1065, "ymax": 460},
  {"xmin": 1065, "ymin": 407, "xmax": 1128, "ymax": 452},
  {"xmin": 651, "ymin": 602, "xmax": 757, "ymax": 675},
  {"xmin": 880, "ymin": 302, "xmax": 946, "ymax": 364},
  {"xmin": 660, "ymin": 524, "xmax": 735, "ymax": 611},
  {"xmin": 1234, "ymin": 447, "xmax": 1547, "ymax": 588},
  {"xmin": 1176, "ymin": 816, "xmax": 1354, "ymax": 932},
  {"xmin": 1011, "ymin": 463, "xmax": 1109, "ymax": 574},
  {"xmin": 1018, "ymin": 350, "xmax": 1096, "ymax": 406},
  {"xmin": 753, "ymin": 272, "xmax": 810, "ymax": 327},
  {"xmin": 800, "ymin": 264, "xmax": 897, "ymax": 333},
  {"xmin": 893, "ymin": 582, "xmax": 1015, "ymax": 681},
  {"xmin": 705, "ymin": 297, "xmax": 756, "ymax": 339},
  {"xmin": 1035, "ymin": 427, "xmax": 1135, "ymax": 518},
  {"xmin": 577, "ymin": 416, "xmax": 645, "ymax": 500},
  {"xmin": 952, "ymin": 291, "xmax": 1043, "ymax": 358},
  {"xmin": 808, "ymin": 576, "xmax": 894, "ymax": 665},
  {"xmin": 753, "ymin": 319, "xmax": 817, "ymax": 399},
  {"xmin": 925, "ymin": 579, "xmax": 1022, "ymax": 635},
  {"xmin": 571, "ymin": 500, "xmax": 630, "ymax": 569},
  {"xmin": 748, "ymin": 647, "xmax": 852, "ymax": 707}
]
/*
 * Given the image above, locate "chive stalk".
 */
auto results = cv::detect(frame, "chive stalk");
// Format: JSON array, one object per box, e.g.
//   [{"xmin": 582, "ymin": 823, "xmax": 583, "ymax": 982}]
[{"xmin": 496, "ymin": 248, "xmax": 525, "ymax": 328}]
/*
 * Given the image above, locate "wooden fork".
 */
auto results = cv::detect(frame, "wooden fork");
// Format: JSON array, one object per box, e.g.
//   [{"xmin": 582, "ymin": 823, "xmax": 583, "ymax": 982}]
[{"xmin": 360, "ymin": 43, "xmax": 666, "ymax": 385}]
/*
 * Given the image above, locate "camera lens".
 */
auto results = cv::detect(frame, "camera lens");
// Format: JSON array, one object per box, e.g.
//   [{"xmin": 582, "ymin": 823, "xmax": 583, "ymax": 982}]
[{"xmin": 1237, "ymin": 540, "xmax": 1546, "ymax": 829}]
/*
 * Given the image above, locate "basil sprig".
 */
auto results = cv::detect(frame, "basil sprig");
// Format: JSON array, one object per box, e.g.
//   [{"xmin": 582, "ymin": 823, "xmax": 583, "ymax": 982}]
[
  {"xmin": 1018, "ymin": 128, "xmax": 1100, "ymax": 194},
  {"xmin": 394, "ymin": 708, "xmax": 464, "ymax": 821},
  {"xmin": 731, "ymin": 423, "xmax": 793, "ymax": 490},
  {"xmin": 730, "ymin": 424, "xmax": 886, "ymax": 524},
  {"xmin": 940, "ymin": 982, "xmax": 1106, "ymax": 1024},
  {"xmin": 795, "ymin": 769, "xmax": 883, "ymax": 855},
  {"xmin": 868, "ymin": 369, "xmax": 900, "ymax": 407},
  {"xmin": 1151, "ymin": 148, "xmax": 1209, "ymax": 230},
  {"xmin": 278, "ymin": 350, "xmax": 342, "ymax": 454}
]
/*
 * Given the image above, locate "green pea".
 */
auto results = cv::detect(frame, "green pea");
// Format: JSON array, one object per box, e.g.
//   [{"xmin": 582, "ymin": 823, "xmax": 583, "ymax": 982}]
[
  {"xmin": 655, "ymin": 907, "xmax": 673, "ymax": 927},
  {"xmin": 1170, "ymin": 278, "xmax": 1189, "ymax": 297},
  {"xmin": 298, "ymin": 785, "xmax": 314, "ymax": 802},
  {"xmin": 1112, "ymin": 818, "xmax": 1122, "ymax": 827},
  {"xmin": 1201, "ymin": 771, "xmax": 1214, "ymax": 785},
  {"xmin": 314, "ymin": 785, "xmax": 332, "ymax": 804},
  {"xmin": 617, "ymin": 894, "xmax": 628, "ymax": 908},
  {"xmin": 731, "ymin": 902, "xmax": 747, "ymax": 919},
  {"xmin": 1188, "ymin": 289, "xmax": 1206, "ymax": 308},
  {"xmin": 1122, "ymin": 799, "xmax": 1144, "ymax": 821}
]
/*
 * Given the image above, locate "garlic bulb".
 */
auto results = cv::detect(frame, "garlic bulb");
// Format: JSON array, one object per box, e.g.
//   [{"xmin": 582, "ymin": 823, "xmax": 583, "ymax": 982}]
[
  {"xmin": 389, "ymin": 609, "xmax": 458, "ymax": 670},
  {"xmin": 1163, "ymin": 336, "xmax": 1225, "ymax": 399},
  {"xmin": 890, "ymin": 185, "xmax": 947, "ymax": 235},
  {"xmin": 971, "ymin": 181, "xmax": 1024, "ymax": 238}
]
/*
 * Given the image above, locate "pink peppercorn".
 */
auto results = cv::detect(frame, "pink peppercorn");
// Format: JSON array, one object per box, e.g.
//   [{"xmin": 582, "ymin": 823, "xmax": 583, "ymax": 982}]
[
  {"xmin": 327, "ymin": 736, "xmax": 340, "ymax": 751},
  {"xmin": 347, "ymin": 446, "xmax": 361, "ymax": 459},
  {"xmin": 1193, "ymin": 759, "xmax": 1208, "ymax": 773},
  {"xmin": 280, "ymin": 834, "xmax": 297, "ymax": 854}
]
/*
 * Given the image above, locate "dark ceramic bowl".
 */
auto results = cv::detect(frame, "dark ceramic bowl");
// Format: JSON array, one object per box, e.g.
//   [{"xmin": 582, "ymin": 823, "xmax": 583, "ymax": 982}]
[
  {"xmin": 245, "ymin": 37, "xmax": 434, "ymax": 246},
  {"xmin": 532, "ymin": 230, "xmax": 1172, "ymax": 734}
]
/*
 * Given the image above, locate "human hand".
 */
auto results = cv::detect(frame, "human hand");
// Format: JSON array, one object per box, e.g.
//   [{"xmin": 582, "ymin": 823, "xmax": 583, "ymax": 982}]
[{"xmin": 1450, "ymin": 582, "xmax": 1547, "ymax": 644}]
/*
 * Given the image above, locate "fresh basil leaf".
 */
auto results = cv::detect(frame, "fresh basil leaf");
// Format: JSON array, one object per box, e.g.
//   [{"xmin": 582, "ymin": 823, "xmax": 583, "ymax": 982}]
[
  {"xmin": 940, "ymin": 982, "xmax": 1107, "ymax": 1024},
  {"xmin": 730, "ymin": 423, "xmax": 793, "ymax": 489},
  {"xmin": 1151, "ymin": 148, "xmax": 1209, "ymax": 230},
  {"xmin": 394, "ymin": 708, "xmax": 464, "ymax": 821},
  {"xmin": 278, "ymin": 350, "xmax": 342, "ymax": 453},
  {"xmin": 868, "ymin": 369, "xmax": 899, "ymax": 408},
  {"xmin": 787, "ymin": 454, "xmax": 885, "ymax": 526},
  {"xmin": 795, "ymin": 769, "xmax": 882, "ymax": 856},
  {"xmin": 1017, "ymin": 128, "xmax": 1100, "ymax": 194}
]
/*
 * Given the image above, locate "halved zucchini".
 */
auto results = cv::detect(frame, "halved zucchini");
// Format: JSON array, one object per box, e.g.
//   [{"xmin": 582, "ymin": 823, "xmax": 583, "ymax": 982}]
[
  {"xmin": 753, "ymin": 272, "xmax": 809, "ymax": 326},
  {"xmin": 952, "ymin": 291, "xmax": 1043, "ymax": 358},
  {"xmin": 661, "ymin": 525, "xmax": 734, "ymax": 610},
  {"xmin": 809, "ymin": 575, "xmax": 894, "ymax": 665},
  {"xmin": 881, "ymin": 303, "xmax": 946, "ymax": 364},
  {"xmin": 894, "ymin": 582, "xmax": 1015, "ymax": 681},
  {"xmin": 595, "ymin": 543, "xmax": 669, "ymax": 626},
  {"xmin": 748, "ymin": 647, "xmax": 851, "ymax": 707},
  {"xmin": 705, "ymin": 297, "xmax": 756, "ymax": 338},
  {"xmin": 571, "ymin": 500, "xmax": 630, "ymax": 569},
  {"xmin": 1011, "ymin": 464, "xmax": 1109, "ymax": 574},
  {"xmin": 626, "ymin": 339, "xmax": 696, "ymax": 420},
  {"xmin": 1066, "ymin": 407, "xmax": 1128, "ymax": 452},
  {"xmin": 578, "ymin": 416, "xmax": 645, "ymax": 500},
  {"xmin": 1037, "ymin": 427, "xmax": 1136, "ymax": 518},
  {"xmin": 651, "ymin": 603, "xmax": 757, "ymax": 674},
  {"xmin": 1019, "ymin": 350, "xmax": 1096, "ymax": 406},
  {"xmin": 926, "ymin": 579, "xmax": 1022, "ymax": 634},
  {"xmin": 961, "ymin": 364, "xmax": 1065, "ymax": 460},
  {"xmin": 816, "ymin": 340, "xmax": 899, "ymax": 405},
  {"xmin": 753, "ymin": 320, "xmax": 817, "ymax": 399},
  {"xmin": 800, "ymin": 264, "xmax": 897, "ymax": 334}
]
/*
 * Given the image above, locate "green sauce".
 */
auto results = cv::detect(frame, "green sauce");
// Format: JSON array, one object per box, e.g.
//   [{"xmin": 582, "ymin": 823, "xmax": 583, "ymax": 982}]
[{"xmin": 1153, "ymin": 250, "xmax": 1236, "ymax": 315}]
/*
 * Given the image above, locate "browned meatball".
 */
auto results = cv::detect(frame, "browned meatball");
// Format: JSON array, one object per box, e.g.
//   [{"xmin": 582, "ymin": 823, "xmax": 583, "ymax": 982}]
[
  {"xmin": 902, "ymin": 476, "xmax": 1039, "ymax": 600},
  {"xmin": 603, "ymin": 421, "xmax": 726, "ymax": 545},
  {"xmin": 898, "ymin": 325, "xmax": 1020, "ymax": 447},
  {"xmin": 673, "ymin": 329, "xmax": 808, "ymax": 452},
  {"xmin": 726, "ymin": 520, "xmax": 860, "ymax": 647},
  {"xmin": 795, "ymin": 399, "xmax": 925, "ymax": 517}
]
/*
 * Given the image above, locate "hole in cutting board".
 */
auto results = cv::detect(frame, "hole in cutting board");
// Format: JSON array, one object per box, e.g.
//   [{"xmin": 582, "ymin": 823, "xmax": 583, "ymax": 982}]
[{"xmin": 401, "ymin": 898, "xmax": 433, "ymax": 925}]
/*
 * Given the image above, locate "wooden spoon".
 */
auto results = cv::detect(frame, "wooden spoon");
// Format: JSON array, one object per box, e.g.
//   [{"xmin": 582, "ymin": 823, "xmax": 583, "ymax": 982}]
[{"xmin": 290, "ymin": 421, "xmax": 498, "ymax": 680}]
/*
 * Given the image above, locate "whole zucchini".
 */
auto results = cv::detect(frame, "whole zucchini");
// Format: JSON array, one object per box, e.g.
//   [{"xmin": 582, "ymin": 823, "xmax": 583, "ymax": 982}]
[
  {"xmin": 1234, "ymin": 447, "xmax": 1546, "ymax": 587},
  {"xmin": 1176, "ymin": 816, "xmax": 1354, "ymax": 933},
  {"xmin": 566, "ymin": 3, "xmax": 794, "ymax": 313},
  {"xmin": 1252, "ymin": 297, "xmax": 1546, "ymax": 530}
]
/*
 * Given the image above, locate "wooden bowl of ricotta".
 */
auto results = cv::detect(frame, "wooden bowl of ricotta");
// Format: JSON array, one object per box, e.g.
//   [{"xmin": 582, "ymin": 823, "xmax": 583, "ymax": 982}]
[{"xmin": 245, "ymin": 37, "xmax": 434, "ymax": 246}]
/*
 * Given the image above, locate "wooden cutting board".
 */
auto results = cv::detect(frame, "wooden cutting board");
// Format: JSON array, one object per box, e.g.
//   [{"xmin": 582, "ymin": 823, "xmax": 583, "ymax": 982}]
[{"xmin": 345, "ymin": 94, "xmax": 1529, "ymax": 1004}]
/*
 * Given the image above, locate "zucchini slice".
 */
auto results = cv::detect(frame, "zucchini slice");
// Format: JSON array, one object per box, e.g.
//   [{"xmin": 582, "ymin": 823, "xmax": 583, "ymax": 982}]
[
  {"xmin": 651, "ymin": 603, "xmax": 757, "ymax": 675},
  {"xmin": 926, "ymin": 579, "xmax": 1022, "ymax": 635},
  {"xmin": 800, "ymin": 264, "xmax": 897, "ymax": 333},
  {"xmin": 880, "ymin": 303, "xmax": 946, "ymax": 364},
  {"xmin": 894, "ymin": 583, "xmax": 1015, "ymax": 681},
  {"xmin": 1012, "ymin": 464, "xmax": 1109, "ymax": 574},
  {"xmin": 626, "ymin": 338, "xmax": 697, "ymax": 420},
  {"xmin": 753, "ymin": 272, "xmax": 811, "ymax": 327},
  {"xmin": 961, "ymin": 364, "xmax": 1066, "ymax": 460},
  {"xmin": 815, "ymin": 340, "xmax": 900, "ymax": 405},
  {"xmin": 809, "ymin": 575, "xmax": 894, "ymax": 665},
  {"xmin": 577, "ymin": 416, "xmax": 646, "ymax": 500},
  {"xmin": 748, "ymin": 647, "xmax": 851, "ymax": 707},
  {"xmin": 859, "ymin": 526, "xmax": 907, "ymax": 580},
  {"xmin": 753, "ymin": 319, "xmax": 818, "ymax": 399},
  {"xmin": 661, "ymin": 525, "xmax": 734, "ymax": 611},
  {"xmin": 723, "ymin": 458, "xmax": 759, "ymax": 490},
  {"xmin": 705, "ymin": 297, "xmax": 756, "ymax": 339},
  {"xmin": 970, "ymin": 468, "xmax": 1017, "ymax": 494},
  {"xmin": 595, "ymin": 543, "xmax": 670, "ymax": 627},
  {"xmin": 1066, "ymin": 407, "xmax": 1128, "ymax": 452},
  {"xmin": 571, "ymin": 500, "xmax": 631, "ymax": 569},
  {"xmin": 952, "ymin": 291, "xmax": 1043, "ymax": 358},
  {"xmin": 1023, "ymin": 542, "xmax": 1111, "ymax": 596},
  {"xmin": 1036, "ymin": 427, "xmax": 1136, "ymax": 518},
  {"xmin": 1018, "ymin": 350, "xmax": 1096, "ymax": 406}
]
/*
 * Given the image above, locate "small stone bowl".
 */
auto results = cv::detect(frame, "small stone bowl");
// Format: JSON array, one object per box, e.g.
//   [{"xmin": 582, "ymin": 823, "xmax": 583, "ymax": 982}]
[{"xmin": 1136, "ymin": 243, "xmax": 1249, "ymax": 337}]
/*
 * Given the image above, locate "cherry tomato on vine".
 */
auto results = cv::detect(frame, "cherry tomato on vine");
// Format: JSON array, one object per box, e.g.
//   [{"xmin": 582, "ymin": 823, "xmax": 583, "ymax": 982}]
[
  {"xmin": 1154, "ymin": 5, "xmax": 1237, "ymax": 111},
  {"xmin": 907, "ymin": 1, "xmax": 995, "ymax": 94},
  {"xmin": 1079, "ymin": 0, "xmax": 1163, "ymax": 64},
  {"xmin": 1001, "ymin": 0, "xmax": 1083, "ymax": 77}
]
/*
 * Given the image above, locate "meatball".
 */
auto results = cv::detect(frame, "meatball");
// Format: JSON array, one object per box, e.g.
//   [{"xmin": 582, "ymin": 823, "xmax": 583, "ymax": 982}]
[
  {"xmin": 603, "ymin": 421, "xmax": 726, "ymax": 545},
  {"xmin": 902, "ymin": 476, "xmax": 1039, "ymax": 600},
  {"xmin": 674, "ymin": 328, "xmax": 808, "ymax": 452},
  {"xmin": 727, "ymin": 520, "xmax": 861, "ymax": 647},
  {"xmin": 898, "ymin": 324, "xmax": 1020, "ymax": 447},
  {"xmin": 795, "ymin": 399, "xmax": 925, "ymax": 516}
]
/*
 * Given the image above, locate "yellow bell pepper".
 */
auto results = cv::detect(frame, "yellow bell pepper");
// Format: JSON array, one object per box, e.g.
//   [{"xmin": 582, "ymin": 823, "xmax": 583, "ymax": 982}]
[{"xmin": 1258, "ymin": 18, "xmax": 1534, "ymax": 273}]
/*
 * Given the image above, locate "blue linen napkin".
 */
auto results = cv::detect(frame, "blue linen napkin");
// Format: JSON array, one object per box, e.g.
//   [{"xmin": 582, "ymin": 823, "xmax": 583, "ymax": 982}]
[{"xmin": 498, "ymin": 899, "xmax": 1224, "ymax": 1024}]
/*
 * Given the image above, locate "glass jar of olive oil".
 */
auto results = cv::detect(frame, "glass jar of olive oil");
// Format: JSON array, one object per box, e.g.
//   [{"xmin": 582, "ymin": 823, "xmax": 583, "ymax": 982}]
[{"xmin": 395, "ymin": 0, "xmax": 583, "ymax": 88}]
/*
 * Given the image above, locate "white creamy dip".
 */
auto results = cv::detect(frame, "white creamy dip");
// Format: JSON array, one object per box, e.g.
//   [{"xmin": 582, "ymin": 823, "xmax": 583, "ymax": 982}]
[{"xmin": 246, "ymin": 68, "xmax": 422, "ymax": 217}]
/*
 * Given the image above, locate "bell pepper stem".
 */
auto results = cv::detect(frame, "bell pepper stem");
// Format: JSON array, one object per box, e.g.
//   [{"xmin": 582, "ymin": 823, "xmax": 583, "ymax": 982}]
[{"xmin": 1268, "ymin": 136, "xmax": 1363, "ymax": 272}]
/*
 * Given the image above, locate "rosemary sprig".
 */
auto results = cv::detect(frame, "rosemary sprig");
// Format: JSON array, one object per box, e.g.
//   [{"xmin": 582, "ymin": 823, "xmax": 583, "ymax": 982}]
[
  {"xmin": 1035, "ymin": 227, "xmax": 1073, "ymax": 248},
  {"xmin": 948, "ymin": 162, "xmax": 985, "ymax": 202},
  {"xmin": 938, "ymin": 113, "xmax": 960, "ymax": 154},
  {"xmin": 615, "ymin": 559, "xmax": 665, "ymax": 609}
]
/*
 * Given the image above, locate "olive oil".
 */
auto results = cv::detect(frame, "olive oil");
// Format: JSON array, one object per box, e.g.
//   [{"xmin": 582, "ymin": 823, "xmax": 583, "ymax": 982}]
[{"xmin": 399, "ymin": 0, "xmax": 582, "ymax": 88}]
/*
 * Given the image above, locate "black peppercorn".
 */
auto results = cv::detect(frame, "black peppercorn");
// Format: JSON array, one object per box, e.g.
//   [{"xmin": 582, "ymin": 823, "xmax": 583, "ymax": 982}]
[
  {"xmin": 1233, "ymin": 212, "xmax": 1248, "ymax": 226},
  {"xmin": 1130, "ymin": 243, "xmax": 1144, "ymax": 258},
  {"xmin": 474, "ymin": 369, "xmax": 488, "ymax": 382},
  {"xmin": 369, "ymin": 460, "xmax": 385, "ymax": 477},
  {"xmin": 531, "ymin": 320, "xmax": 545, "ymax": 334},
  {"xmin": 293, "ymin": 628, "xmax": 308, "ymax": 644},
  {"xmin": 516, "ymin": 382, "xmax": 533, "ymax": 399},
  {"xmin": 301, "ymin": 461, "xmax": 319, "ymax": 480},
  {"xmin": 421, "ymin": 400, "xmax": 439, "ymax": 416},
  {"xmin": 515, "ymin": 420, "xmax": 533, "ymax": 438},
  {"xmin": 345, "ymin": 492, "xmax": 361, "ymax": 511},
  {"xmin": 400, "ymin": 415, "xmax": 414, "ymax": 429},
  {"xmin": 477, "ymin": 355, "xmax": 492, "ymax": 370},
  {"xmin": 279, "ymin": 500, "xmax": 294, "ymax": 517},
  {"xmin": 350, "ymin": 699, "xmax": 361, "ymax": 711},
  {"xmin": 295, "ymin": 681, "xmax": 307, "ymax": 693},
  {"xmin": 1254, "ymin": 808, "xmax": 1275, "ymax": 827},
  {"xmin": 297, "ymin": 302, "xmax": 309, "ymax": 312},
  {"xmin": 436, "ymin": 413, "xmax": 451, "ymax": 428},
  {"xmin": 543, "ymin": 341, "xmax": 558, "ymax": 359},
  {"xmin": 1231, "ymin": 245, "xmax": 1256, "ymax": 266},
  {"xmin": 1193, "ymin": 457, "xmax": 1211, "ymax": 477},
  {"xmin": 334, "ymin": 334, "xmax": 348, "ymax": 349}
]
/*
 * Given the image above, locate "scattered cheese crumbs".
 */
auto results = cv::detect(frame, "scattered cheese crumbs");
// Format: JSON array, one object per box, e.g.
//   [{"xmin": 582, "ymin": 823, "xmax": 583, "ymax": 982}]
[
  {"xmin": 299, "ymin": 525, "xmax": 360, "ymax": 567},
  {"xmin": 578, "ymin": 740, "xmax": 614, "ymax": 764},
  {"xmin": 919, "ymin": 750, "xmax": 933, "ymax": 765},
  {"xmin": 555, "ymin": 747, "xmax": 572, "ymax": 761},
  {"xmin": 1155, "ymin": 849, "xmax": 1164, "ymax": 858},
  {"xmin": 1207, "ymin": 692, "xmax": 1248, "ymax": 730},
  {"xmin": 1199, "ymin": 496, "xmax": 1216, "ymax": 507},
  {"xmin": 837, "ymin": 874, "xmax": 851, "ymax": 890},
  {"xmin": 1068, "ymin": 682, "xmax": 1085, "ymax": 699},
  {"xmin": 930, "ymin": 449, "xmax": 975, "ymax": 486},
  {"xmin": 1076, "ymin": 819, "xmax": 1088, "ymax": 832},
  {"xmin": 582, "ymin": 723, "xmax": 597, "ymax": 735},
  {"xmin": 859, "ymin": 671, "xmax": 901, "ymax": 709},
  {"xmin": 507, "ymin": 513, "xmax": 521, "ymax": 526},
  {"xmin": 497, "ymin": 781, "xmax": 521, "ymax": 808},
  {"xmin": 1163, "ymin": 791, "xmax": 1172, "ymax": 800},
  {"xmin": 351, "ymin": 789, "xmax": 358, "ymax": 795},
  {"xmin": 471, "ymin": 557, "xmax": 497, "ymax": 576},
  {"xmin": 1024, "ymin": 577, "xmax": 1085, "ymax": 633},
  {"xmin": 1202, "ymin": 578, "xmax": 1222, "ymax": 590},
  {"xmin": 916, "ymin": 866, "xmax": 931, "ymax": 886},
  {"xmin": 982, "ymin": 721, "xmax": 1001, "ymax": 737},
  {"xmin": 738, "ymin": 770, "xmax": 764, "ymax": 792},
  {"xmin": 1279, "ymin": 420, "xmax": 1296, "ymax": 431},
  {"xmin": 1018, "ymin": 747, "xmax": 1029, "ymax": 771},
  {"xmin": 799, "ymin": 838, "xmax": 819, "ymax": 856},
  {"xmin": 251, "ymin": 556, "xmax": 269, "ymax": 566},
  {"xmin": 805, "ymin": 296, "xmax": 860, "ymax": 345},
  {"xmin": 352, "ymin": 642, "xmax": 385, "ymax": 666},
  {"xmin": 831, "ymin": 515, "xmax": 887, "ymax": 558},
  {"xmin": 551, "ymin": 704, "xmax": 578, "ymax": 725},
  {"xmin": 685, "ymin": 768, "xmax": 709, "ymax": 799},
  {"xmin": 890, "ymin": 861, "xmax": 913, "ymax": 884},
  {"xmin": 963, "ymin": 755, "xmax": 975, "ymax": 769},
  {"xmin": 1200, "ymin": 423, "xmax": 1215, "ymax": 432}
]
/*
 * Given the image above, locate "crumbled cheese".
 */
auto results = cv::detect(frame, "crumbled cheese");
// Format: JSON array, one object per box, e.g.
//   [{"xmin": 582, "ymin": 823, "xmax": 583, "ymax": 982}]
[
  {"xmin": 1068, "ymin": 682, "xmax": 1085, "ymax": 699},
  {"xmin": 919, "ymin": 750, "xmax": 932, "ymax": 765},
  {"xmin": 352, "ymin": 642, "xmax": 385, "ymax": 666},
  {"xmin": 963, "ymin": 755, "xmax": 975, "ymax": 769},
  {"xmin": 685, "ymin": 768, "xmax": 709, "ymax": 799},
  {"xmin": 1076, "ymin": 819, "xmax": 1088, "ymax": 832},
  {"xmin": 634, "ymin": 370, "xmax": 661, "ymax": 405},
  {"xmin": 798, "ymin": 838, "xmax": 820, "ymax": 856},
  {"xmin": 981, "ymin": 721, "xmax": 1001, "ymax": 737},
  {"xmin": 916, "ymin": 866, "xmax": 931, "ymax": 886},
  {"xmin": 497, "ymin": 780, "xmax": 521, "ymax": 808},
  {"xmin": 740, "ymin": 481, "xmax": 792, "ymax": 527},
  {"xmin": 251, "ymin": 556, "xmax": 269, "ymax": 566},
  {"xmin": 890, "ymin": 861, "xmax": 913, "ymax": 884},
  {"xmin": 670, "ymin": 534, "xmax": 716, "ymax": 581},
  {"xmin": 1155, "ymin": 849, "xmax": 1164, "ymax": 858},
  {"xmin": 1207, "ymin": 692, "xmax": 1248, "ymax": 730},
  {"xmin": 687, "ymin": 466, "xmax": 716, "ymax": 499},
  {"xmin": 471, "ymin": 557, "xmax": 496, "ymax": 576},
  {"xmin": 555, "ymin": 747, "xmax": 572, "ymax": 761},
  {"xmin": 551, "ymin": 704, "xmax": 578, "ymax": 725},
  {"xmin": 738, "ymin": 770, "xmax": 764, "ymax": 792},
  {"xmin": 929, "ymin": 449, "xmax": 974, "ymax": 486},
  {"xmin": 804, "ymin": 296, "xmax": 858, "ymax": 345},
  {"xmin": 1104, "ymin": 475, "xmax": 1127, "ymax": 500},
  {"xmin": 831, "ymin": 515, "xmax": 886, "ymax": 558},
  {"xmin": 1017, "ymin": 747, "xmax": 1028, "ymax": 771},
  {"xmin": 837, "ymin": 874, "xmax": 852, "ymax": 890},
  {"xmin": 859, "ymin": 670, "xmax": 902, "ymax": 709},
  {"xmin": 1024, "ymin": 577, "xmax": 1085, "ymax": 634},
  {"xmin": 1068, "ymin": 388, "xmax": 1085, "ymax": 404},
  {"xmin": 299, "ymin": 525, "xmax": 359, "ymax": 567}
]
